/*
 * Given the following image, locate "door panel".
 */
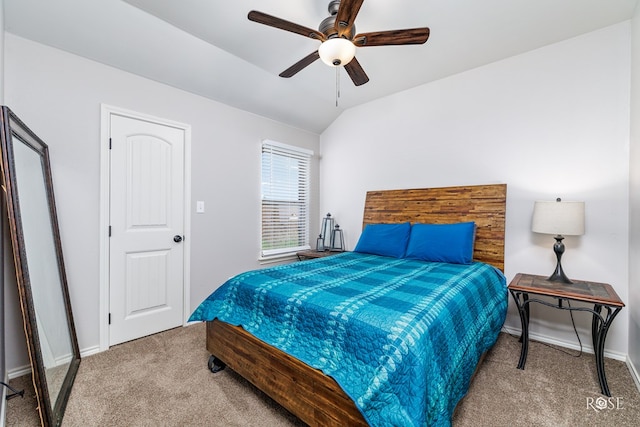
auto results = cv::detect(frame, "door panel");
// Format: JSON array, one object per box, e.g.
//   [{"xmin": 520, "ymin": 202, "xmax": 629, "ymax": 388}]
[
  {"xmin": 125, "ymin": 250, "xmax": 169, "ymax": 316},
  {"xmin": 109, "ymin": 114, "xmax": 185, "ymax": 346}
]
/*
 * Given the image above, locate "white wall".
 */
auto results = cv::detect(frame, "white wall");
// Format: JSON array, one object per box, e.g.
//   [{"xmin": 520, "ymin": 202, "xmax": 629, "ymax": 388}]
[
  {"xmin": 3, "ymin": 33, "xmax": 320, "ymax": 369},
  {"xmin": 320, "ymin": 23, "xmax": 631, "ymax": 357},
  {"xmin": 629, "ymin": 3, "xmax": 640, "ymax": 379}
]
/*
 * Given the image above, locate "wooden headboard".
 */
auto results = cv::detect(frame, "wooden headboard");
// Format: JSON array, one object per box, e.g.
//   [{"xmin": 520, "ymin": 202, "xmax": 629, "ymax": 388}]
[{"xmin": 362, "ymin": 184, "xmax": 507, "ymax": 271}]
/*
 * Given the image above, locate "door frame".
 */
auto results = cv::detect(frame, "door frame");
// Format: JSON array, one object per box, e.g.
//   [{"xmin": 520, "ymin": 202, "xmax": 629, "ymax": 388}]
[{"xmin": 99, "ymin": 104, "xmax": 191, "ymax": 351}]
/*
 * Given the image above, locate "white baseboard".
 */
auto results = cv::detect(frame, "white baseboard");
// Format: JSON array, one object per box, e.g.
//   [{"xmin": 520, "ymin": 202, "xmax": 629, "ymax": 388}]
[
  {"xmin": 80, "ymin": 345, "xmax": 101, "ymax": 358},
  {"xmin": 500, "ymin": 325, "xmax": 627, "ymax": 362},
  {"xmin": 7, "ymin": 344, "xmax": 102, "ymax": 380},
  {"xmin": 627, "ymin": 356, "xmax": 640, "ymax": 394},
  {"xmin": 7, "ymin": 365, "xmax": 30, "ymax": 380}
]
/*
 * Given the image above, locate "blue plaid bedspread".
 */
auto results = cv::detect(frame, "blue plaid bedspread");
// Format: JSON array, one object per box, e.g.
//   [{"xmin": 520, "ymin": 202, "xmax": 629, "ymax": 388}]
[{"xmin": 190, "ymin": 252, "xmax": 507, "ymax": 426}]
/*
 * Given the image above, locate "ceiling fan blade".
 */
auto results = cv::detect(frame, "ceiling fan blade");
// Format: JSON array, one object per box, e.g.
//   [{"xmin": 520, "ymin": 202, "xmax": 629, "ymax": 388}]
[
  {"xmin": 279, "ymin": 51, "xmax": 320, "ymax": 78},
  {"xmin": 353, "ymin": 28, "xmax": 430, "ymax": 47},
  {"xmin": 248, "ymin": 11, "xmax": 326, "ymax": 41},
  {"xmin": 344, "ymin": 57, "xmax": 369, "ymax": 86},
  {"xmin": 335, "ymin": 0, "xmax": 364, "ymax": 38}
]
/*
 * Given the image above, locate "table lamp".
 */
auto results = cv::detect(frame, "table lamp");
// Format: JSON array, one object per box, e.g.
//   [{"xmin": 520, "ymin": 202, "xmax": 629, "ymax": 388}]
[{"xmin": 531, "ymin": 198, "xmax": 585, "ymax": 284}]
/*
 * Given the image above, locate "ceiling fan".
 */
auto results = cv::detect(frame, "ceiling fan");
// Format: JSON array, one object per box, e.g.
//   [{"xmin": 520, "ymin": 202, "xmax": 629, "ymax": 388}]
[{"xmin": 248, "ymin": 0, "xmax": 430, "ymax": 86}]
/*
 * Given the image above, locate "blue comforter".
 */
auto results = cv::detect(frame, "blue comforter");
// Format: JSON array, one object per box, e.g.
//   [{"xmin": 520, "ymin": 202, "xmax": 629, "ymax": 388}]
[{"xmin": 190, "ymin": 252, "xmax": 507, "ymax": 426}]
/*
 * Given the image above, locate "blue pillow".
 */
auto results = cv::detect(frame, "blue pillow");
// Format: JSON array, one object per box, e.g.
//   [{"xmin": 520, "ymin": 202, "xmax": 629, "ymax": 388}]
[
  {"xmin": 405, "ymin": 222, "xmax": 476, "ymax": 264},
  {"xmin": 354, "ymin": 222, "xmax": 411, "ymax": 258}
]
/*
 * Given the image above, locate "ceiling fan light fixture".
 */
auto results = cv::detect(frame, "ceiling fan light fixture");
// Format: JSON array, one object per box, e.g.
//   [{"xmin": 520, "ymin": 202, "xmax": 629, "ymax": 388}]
[{"xmin": 318, "ymin": 38, "xmax": 356, "ymax": 67}]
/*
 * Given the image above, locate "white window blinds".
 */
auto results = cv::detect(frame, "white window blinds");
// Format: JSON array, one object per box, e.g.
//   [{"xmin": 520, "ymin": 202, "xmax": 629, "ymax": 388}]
[{"xmin": 261, "ymin": 140, "xmax": 312, "ymax": 257}]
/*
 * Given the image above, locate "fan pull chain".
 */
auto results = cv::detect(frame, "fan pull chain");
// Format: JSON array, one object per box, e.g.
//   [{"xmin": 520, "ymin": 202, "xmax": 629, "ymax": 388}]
[{"xmin": 335, "ymin": 67, "xmax": 340, "ymax": 107}]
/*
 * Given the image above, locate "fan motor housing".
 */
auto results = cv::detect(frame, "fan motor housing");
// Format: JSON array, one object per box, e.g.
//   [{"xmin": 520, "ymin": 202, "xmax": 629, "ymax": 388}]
[
  {"xmin": 319, "ymin": 0, "xmax": 355, "ymax": 39},
  {"xmin": 319, "ymin": 16, "xmax": 355, "ymax": 39}
]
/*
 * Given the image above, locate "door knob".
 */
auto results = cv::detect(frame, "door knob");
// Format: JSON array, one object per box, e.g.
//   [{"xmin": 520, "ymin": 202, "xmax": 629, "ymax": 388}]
[{"xmin": 173, "ymin": 235, "xmax": 183, "ymax": 243}]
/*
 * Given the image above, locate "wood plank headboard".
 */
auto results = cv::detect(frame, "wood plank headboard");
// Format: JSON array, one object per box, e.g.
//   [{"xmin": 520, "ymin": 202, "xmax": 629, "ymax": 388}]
[{"xmin": 362, "ymin": 184, "xmax": 507, "ymax": 271}]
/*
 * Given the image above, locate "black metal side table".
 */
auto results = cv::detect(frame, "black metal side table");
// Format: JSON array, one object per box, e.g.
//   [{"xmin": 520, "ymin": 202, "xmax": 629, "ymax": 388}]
[{"xmin": 508, "ymin": 273, "xmax": 625, "ymax": 397}]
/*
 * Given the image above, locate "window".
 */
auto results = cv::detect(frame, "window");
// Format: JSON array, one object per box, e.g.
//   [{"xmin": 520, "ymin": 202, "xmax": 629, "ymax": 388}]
[{"xmin": 261, "ymin": 140, "xmax": 312, "ymax": 258}]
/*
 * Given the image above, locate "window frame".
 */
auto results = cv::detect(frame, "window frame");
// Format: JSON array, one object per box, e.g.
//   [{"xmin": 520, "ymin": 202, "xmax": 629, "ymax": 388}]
[{"xmin": 260, "ymin": 139, "xmax": 313, "ymax": 260}]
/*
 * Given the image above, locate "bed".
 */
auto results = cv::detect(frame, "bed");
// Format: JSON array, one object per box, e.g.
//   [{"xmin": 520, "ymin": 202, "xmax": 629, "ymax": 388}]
[{"xmin": 190, "ymin": 184, "xmax": 507, "ymax": 426}]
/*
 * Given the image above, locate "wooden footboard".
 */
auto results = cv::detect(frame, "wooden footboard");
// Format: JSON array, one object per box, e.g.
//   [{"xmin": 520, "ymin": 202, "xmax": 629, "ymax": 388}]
[{"xmin": 207, "ymin": 319, "xmax": 368, "ymax": 427}]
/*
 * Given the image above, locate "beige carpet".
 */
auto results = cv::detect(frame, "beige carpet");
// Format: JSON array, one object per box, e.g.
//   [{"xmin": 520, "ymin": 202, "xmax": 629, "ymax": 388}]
[{"xmin": 6, "ymin": 324, "xmax": 640, "ymax": 426}]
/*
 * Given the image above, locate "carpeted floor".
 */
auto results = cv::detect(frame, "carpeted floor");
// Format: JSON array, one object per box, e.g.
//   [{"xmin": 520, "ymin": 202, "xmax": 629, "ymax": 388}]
[{"xmin": 6, "ymin": 324, "xmax": 640, "ymax": 426}]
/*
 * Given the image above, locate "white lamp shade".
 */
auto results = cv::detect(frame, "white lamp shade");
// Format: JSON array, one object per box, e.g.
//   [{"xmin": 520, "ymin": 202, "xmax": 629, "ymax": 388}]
[
  {"xmin": 318, "ymin": 38, "xmax": 356, "ymax": 67},
  {"xmin": 532, "ymin": 200, "xmax": 585, "ymax": 236}
]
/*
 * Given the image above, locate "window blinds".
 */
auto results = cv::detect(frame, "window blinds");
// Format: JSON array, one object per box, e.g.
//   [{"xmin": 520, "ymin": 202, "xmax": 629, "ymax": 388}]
[{"xmin": 261, "ymin": 140, "xmax": 312, "ymax": 257}]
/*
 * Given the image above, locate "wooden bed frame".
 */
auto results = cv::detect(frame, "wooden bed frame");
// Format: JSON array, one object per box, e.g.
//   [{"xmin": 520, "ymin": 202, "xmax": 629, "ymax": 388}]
[{"xmin": 206, "ymin": 184, "xmax": 507, "ymax": 426}]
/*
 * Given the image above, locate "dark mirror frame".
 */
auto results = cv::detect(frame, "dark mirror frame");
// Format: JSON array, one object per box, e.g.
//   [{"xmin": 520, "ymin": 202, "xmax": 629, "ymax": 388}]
[{"xmin": 0, "ymin": 106, "xmax": 80, "ymax": 426}]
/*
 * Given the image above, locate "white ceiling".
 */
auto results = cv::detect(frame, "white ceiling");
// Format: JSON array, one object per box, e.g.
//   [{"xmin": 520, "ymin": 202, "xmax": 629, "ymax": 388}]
[{"xmin": 4, "ymin": 0, "xmax": 638, "ymax": 134}]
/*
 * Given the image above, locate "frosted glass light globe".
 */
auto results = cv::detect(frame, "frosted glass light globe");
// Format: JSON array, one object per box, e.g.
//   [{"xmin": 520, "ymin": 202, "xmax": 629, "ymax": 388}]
[{"xmin": 318, "ymin": 38, "xmax": 356, "ymax": 67}]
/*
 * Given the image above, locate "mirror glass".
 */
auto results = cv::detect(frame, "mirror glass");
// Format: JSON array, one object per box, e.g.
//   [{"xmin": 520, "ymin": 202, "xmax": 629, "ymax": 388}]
[{"xmin": 0, "ymin": 106, "xmax": 80, "ymax": 426}]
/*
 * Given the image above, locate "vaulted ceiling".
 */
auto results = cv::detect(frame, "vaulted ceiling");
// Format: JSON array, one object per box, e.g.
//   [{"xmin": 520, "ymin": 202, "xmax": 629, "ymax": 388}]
[{"xmin": 5, "ymin": 0, "xmax": 638, "ymax": 133}]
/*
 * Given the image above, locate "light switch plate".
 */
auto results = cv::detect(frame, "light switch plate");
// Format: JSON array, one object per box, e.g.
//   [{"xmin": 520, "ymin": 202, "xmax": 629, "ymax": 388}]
[{"xmin": 196, "ymin": 201, "xmax": 205, "ymax": 213}]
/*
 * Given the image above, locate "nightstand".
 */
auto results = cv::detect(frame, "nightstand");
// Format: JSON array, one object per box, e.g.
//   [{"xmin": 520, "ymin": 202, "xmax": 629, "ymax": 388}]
[
  {"xmin": 296, "ymin": 250, "xmax": 344, "ymax": 261},
  {"xmin": 508, "ymin": 273, "xmax": 624, "ymax": 396}
]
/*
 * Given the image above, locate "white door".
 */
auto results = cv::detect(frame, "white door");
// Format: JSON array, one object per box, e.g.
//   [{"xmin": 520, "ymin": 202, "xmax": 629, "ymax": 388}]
[{"xmin": 108, "ymin": 114, "xmax": 185, "ymax": 346}]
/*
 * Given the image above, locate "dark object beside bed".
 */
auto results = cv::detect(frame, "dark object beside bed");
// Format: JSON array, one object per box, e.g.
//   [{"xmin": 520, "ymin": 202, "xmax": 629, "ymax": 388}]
[{"xmin": 201, "ymin": 184, "xmax": 507, "ymax": 426}]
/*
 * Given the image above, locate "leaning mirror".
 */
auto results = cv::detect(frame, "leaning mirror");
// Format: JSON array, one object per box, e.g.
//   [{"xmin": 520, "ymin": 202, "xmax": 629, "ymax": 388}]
[{"xmin": 0, "ymin": 106, "xmax": 80, "ymax": 426}]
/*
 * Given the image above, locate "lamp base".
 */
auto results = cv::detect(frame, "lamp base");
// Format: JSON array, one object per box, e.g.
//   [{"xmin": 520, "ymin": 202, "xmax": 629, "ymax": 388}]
[
  {"xmin": 547, "ymin": 267, "xmax": 573, "ymax": 284},
  {"xmin": 548, "ymin": 235, "xmax": 573, "ymax": 284}
]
